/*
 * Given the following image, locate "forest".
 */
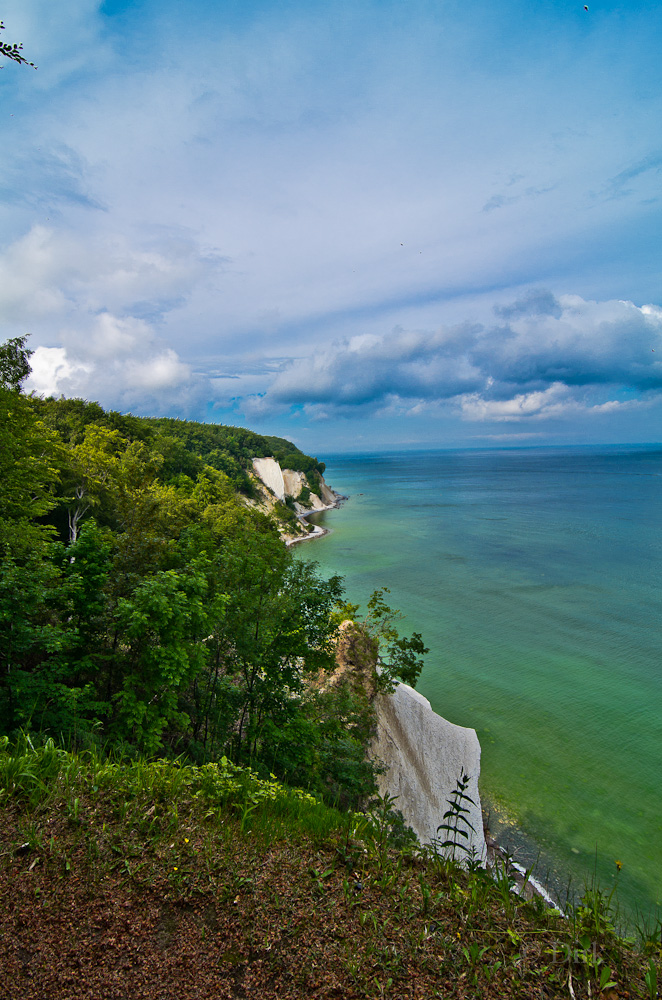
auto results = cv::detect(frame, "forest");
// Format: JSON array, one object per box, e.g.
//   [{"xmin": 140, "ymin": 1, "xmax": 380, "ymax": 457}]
[{"xmin": 0, "ymin": 336, "xmax": 425, "ymax": 808}]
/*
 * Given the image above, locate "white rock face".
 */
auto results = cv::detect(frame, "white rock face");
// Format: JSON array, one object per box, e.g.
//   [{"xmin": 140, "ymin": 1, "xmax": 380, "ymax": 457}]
[
  {"xmin": 282, "ymin": 468, "xmax": 307, "ymax": 497},
  {"xmin": 318, "ymin": 477, "xmax": 337, "ymax": 505},
  {"xmin": 252, "ymin": 457, "xmax": 286, "ymax": 500},
  {"xmin": 372, "ymin": 683, "xmax": 486, "ymax": 861}
]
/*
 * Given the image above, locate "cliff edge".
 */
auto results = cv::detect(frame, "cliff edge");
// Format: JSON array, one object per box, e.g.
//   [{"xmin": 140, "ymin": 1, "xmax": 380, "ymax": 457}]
[
  {"xmin": 332, "ymin": 622, "xmax": 486, "ymax": 861},
  {"xmin": 372, "ymin": 683, "xmax": 486, "ymax": 861},
  {"xmin": 251, "ymin": 455, "xmax": 342, "ymax": 542}
]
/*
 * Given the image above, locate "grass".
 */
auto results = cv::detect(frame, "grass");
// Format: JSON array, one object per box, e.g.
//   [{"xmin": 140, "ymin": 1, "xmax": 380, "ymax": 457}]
[{"xmin": 0, "ymin": 736, "xmax": 659, "ymax": 999}]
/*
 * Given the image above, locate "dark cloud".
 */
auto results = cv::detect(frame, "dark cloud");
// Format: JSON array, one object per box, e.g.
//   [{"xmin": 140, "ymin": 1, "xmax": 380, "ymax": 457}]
[
  {"xmin": 262, "ymin": 293, "xmax": 662, "ymax": 422},
  {"xmin": 482, "ymin": 193, "xmax": 519, "ymax": 213},
  {"xmin": 268, "ymin": 324, "xmax": 485, "ymax": 408}
]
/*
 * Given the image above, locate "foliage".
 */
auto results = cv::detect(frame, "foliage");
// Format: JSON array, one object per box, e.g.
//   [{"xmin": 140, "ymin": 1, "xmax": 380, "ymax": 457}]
[
  {"xmin": 334, "ymin": 586, "xmax": 429, "ymax": 692},
  {"xmin": 259, "ymin": 678, "xmax": 381, "ymax": 809},
  {"xmin": 0, "ymin": 338, "xmax": 368, "ymax": 794},
  {"xmin": 0, "ymin": 336, "xmax": 32, "ymax": 390},
  {"xmin": 0, "ymin": 340, "xmax": 62, "ymax": 538},
  {"xmin": 0, "ymin": 20, "xmax": 36, "ymax": 68},
  {"xmin": 0, "ymin": 739, "xmax": 658, "ymax": 998},
  {"xmin": 435, "ymin": 771, "xmax": 477, "ymax": 860}
]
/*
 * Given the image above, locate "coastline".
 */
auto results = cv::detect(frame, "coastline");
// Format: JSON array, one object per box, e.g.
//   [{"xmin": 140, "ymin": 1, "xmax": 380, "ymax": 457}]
[
  {"xmin": 295, "ymin": 487, "xmax": 567, "ymax": 913},
  {"xmin": 291, "ymin": 452, "xmax": 662, "ymax": 920},
  {"xmin": 285, "ymin": 490, "xmax": 347, "ymax": 547},
  {"xmin": 483, "ymin": 793, "xmax": 569, "ymax": 912}
]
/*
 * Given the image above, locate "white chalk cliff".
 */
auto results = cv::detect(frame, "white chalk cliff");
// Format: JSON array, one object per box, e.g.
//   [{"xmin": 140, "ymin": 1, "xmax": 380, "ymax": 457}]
[
  {"xmin": 372, "ymin": 683, "xmax": 486, "ymax": 861},
  {"xmin": 251, "ymin": 456, "xmax": 341, "ymax": 526},
  {"xmin": 252, "ymin": 457, "xmax": 287, "ymax": 501}
]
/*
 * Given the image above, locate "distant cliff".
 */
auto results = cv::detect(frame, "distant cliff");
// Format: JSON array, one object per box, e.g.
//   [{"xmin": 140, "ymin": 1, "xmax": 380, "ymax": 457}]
[{"xmin": 251, "ymin": 455, "xmax": 342, "ymax": 542}]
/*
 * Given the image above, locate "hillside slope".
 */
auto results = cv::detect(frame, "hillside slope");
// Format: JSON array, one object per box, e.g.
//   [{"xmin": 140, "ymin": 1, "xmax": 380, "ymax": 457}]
[{"xmin": 1, "ymin": 743, "xmax": 657, "ymax": 1000}]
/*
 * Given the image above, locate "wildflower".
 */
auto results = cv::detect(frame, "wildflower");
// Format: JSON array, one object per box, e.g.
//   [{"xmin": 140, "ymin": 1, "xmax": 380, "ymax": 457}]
[
  {"xmin": 173, "ymin": 866, "xmax": 178, "ymax": 871},
  {"xmin": 615, "ymin": 860, "xmax": 622, "ymax": 871},
  {"xmin": 184, "ymin": 838, "xmax": 189, "ymax": 843}
]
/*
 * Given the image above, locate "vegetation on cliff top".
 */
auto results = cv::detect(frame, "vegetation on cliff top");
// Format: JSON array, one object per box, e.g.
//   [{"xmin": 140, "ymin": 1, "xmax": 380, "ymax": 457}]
[
  {"xmin": 0, "ymin": 336, "xmax": 423, "ymax": 802},
  {"xmin": 0, "ymin": 738, "xmax": 659, "ymax": 999},
  {"xmin": 1, "ymin": 336, "xmax": 659, "ymax": 996}
]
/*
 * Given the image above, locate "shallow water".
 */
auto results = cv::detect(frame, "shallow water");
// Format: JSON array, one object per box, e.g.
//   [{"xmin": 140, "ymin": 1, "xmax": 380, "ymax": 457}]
[{"xmin": 296, "ymin": 446, "xmax": 662, "ymax": 918}]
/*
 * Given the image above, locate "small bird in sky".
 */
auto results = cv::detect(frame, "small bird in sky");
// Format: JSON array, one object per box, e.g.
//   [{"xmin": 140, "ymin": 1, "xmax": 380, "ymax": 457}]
[{"xmin": 584, "ymin": 5, "xmax": 589, "ymax": 10}]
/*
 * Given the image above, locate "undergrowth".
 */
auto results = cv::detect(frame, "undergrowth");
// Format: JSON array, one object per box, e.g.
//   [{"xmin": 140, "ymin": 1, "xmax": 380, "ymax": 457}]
[{"xmin": 0, "ymin": 736, "xmax": 659, "ymax": 999}]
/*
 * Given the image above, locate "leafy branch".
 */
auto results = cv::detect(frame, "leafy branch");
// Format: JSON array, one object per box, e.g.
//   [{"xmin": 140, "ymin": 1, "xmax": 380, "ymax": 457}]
[
  {"xmin": 334, "ymin": 586, "xmax": 429, "ymax": 693},
  {"xmin": 1, "ymin": 20, "xmax": 36, "ymax": 69},
  {"xmin": 436, "ymin": 772, "xmax": 476, "ymax": 859}
]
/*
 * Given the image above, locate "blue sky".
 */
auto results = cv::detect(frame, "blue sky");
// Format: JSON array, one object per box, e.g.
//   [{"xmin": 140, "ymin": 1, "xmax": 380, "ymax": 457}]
[{"xmin": 1, "ymin": 0, "xmax": 661, "ymax": 452}]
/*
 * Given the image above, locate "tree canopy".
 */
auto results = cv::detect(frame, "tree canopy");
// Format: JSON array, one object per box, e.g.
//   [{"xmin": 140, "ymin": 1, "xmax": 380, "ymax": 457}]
[{"xmin": 0, "ymin": 337, "xmax": 427, "ymax": 807}]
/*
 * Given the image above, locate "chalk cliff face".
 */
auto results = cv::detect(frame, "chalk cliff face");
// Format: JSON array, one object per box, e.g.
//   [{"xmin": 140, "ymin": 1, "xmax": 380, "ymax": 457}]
[
  {"xmin": 318, "ymin": 478, "xmax": 337, "ymax": 506},
  {"xmin": 372, "ymin": 683, "xmax": 486, "ymax": 861},
  {"xmin": 282, "ymin": 468, "xmax": 307, "ymax": 499},
  {"xmin": 332, "ymin": 622, "xmax": 486, "ymax": 861},
  {"xmin": 252, "ymin": 457, "xmax": 286, "ymax": 501},
  {"xmin": 251, "ymin": 457, "xmax": 339, "ymax": 515}
]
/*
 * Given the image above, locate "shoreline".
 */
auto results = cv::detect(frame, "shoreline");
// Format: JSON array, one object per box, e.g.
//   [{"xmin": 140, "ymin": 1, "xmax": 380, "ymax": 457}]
[
  {"xmin": 483, "ymin": 794, "xmax": 569, "ymax": 912},
  {"xmin": 294, "ymin": 487, "xmax": 567, "ymax": 913},
  {"xmin": 285, "ymin": 491, "xmax": 347, "ymax": 547}
]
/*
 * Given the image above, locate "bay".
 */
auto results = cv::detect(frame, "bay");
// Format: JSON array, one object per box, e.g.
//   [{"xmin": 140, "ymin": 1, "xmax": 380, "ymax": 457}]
[{"xmin": 296, "ymin": 446, "xmax": 662, "ymax": 919}]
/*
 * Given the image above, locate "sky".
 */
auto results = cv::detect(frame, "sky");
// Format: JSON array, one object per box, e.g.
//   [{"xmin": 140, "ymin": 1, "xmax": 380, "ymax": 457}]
[{"xmin": 1, "ymin": 0, "xmax": 661, "ymax": 454}]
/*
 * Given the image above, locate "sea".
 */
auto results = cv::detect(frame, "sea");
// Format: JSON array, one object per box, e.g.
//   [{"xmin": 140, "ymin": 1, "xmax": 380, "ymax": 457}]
[{"xmin": 295, "ymin": 445, "xmax": 662, "ymax": 921}]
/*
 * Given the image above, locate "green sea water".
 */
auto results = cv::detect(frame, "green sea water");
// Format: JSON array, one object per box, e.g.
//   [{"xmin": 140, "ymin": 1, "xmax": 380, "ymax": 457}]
[{"xmin": 296, "ymin": 446, "xmax": 662, "ymax": 918}]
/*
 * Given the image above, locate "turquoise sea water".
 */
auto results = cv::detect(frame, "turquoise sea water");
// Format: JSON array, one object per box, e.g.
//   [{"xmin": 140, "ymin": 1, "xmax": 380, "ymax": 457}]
[{"xmin": 296, "ymin": 446, "xmax": 662, "ymax": 918}]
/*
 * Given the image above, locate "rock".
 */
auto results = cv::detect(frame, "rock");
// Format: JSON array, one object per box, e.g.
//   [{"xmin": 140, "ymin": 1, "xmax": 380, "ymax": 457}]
[
  {"xmin": 318, "ymin": 477, "xmax": 338, "ymax": 506},
  {"xmin": 371, "ymin": 683, "xmax": 486, "ymax": 862},
  {"xmin": 252, "ymin": 457, "xmax": 285, "ymax": 500},
  {"xmin": 282, "ymin": 468, "xmax": 307, "ymax": 498}
]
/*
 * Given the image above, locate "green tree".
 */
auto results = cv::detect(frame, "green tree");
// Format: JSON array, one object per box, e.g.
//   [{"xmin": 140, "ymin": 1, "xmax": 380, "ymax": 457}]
[
  {"xmin": 112, "ymin": 560, "xmax": 214, "ymax": 754},
  {"xmin": 334, "ymin": 587, "xmax": 429, "ymax": 692},
  {"xmin": 62, "ymin": 425, "xmax": 126, "ymax": 543},
  {"xmin": 211, "ymin": 523, "xmax": 343, "ymax": 763},
  {"xmin": 0, "ymin": 548, "xmax": 64, "ymax": 733},
  {"xmin": 0, "ymin": 336, "xmax": 32, "ymax": 390},
  {"xmin": 0, "ymin": 524, "xmax": 112, "ymax": 742},
  {"xmin": 0, "ymin": 338, "xmax": 62, "ymax": 546}
]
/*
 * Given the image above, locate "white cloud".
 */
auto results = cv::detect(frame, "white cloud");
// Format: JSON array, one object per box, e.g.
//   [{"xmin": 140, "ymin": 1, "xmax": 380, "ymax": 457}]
[
  {"xmin": 25, "ymin": 312, "xmax": 194, "ymax": 413},
  {"xmin": 1, "ymin": 224, "xmax": 218, "ymax": 416},
  {"xmin": 125, "ymin": 348, "xmax": 190, "ymax": 392},
  {"xmin": 253, "ymin": 292, "xmax": 662, "ymax": 424},
  {"xmin": 0, "ymin": 226, "xmax": 213, "ymax": 325},
  {"xmin": 27, "ymin": 346, "xmax": 92, "ymax": 399},
  {"xmin": 459, "ymin": 383, "xmax": 574, "ymax": 422}
]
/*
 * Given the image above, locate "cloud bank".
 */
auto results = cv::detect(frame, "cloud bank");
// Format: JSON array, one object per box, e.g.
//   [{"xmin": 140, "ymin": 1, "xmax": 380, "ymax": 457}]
[
  {"xmin": 3, "ymin": 220, "xmax": 658, "ymax": 432},
  {"xmin": 258, "ymin": 292, "xmax": 662, "ymax": 423}
]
